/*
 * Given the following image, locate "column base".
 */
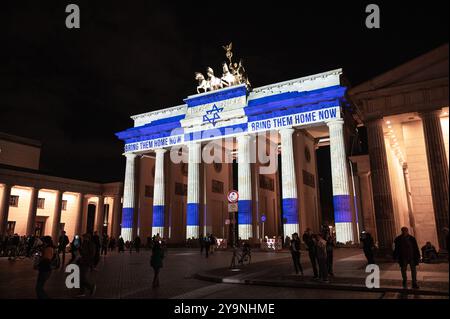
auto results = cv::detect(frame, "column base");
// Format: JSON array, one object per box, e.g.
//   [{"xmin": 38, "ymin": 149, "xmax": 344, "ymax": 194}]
[
  {"xmin": 186, "ymin": 225, "xmax": 199, "ymax": 239},
  {"xmin": 283, "ymin": 223, "xmax": 299, "ymax": 238},
  {"xmin": 152, "ymin": 227, "xmax": 164, "ymax": 238},
  {"xmin": 335, "ymin": 222, "xmax": 354, "ymax": 244},
  {"xmin": 238, "ymin": 224, "xmax": 252, "ymax": 240},
  {"xmin": 121, "ymin": 228, "xmax": 133, "ymax": 242}
]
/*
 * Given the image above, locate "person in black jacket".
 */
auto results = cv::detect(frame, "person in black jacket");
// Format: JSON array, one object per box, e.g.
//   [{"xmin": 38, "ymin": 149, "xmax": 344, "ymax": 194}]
[
  {"xmin": 77, "ymin": 233, "xmax": 96, "ymax": 297},
  {"xmin": 302, "ymin": 228, "xmax": 318, "ymax": 279},
  {"xmin": 393, "ymin": 227, "xmax": 420, "ymax": 289},
  {"xmin": 360, "ymin": 231, "xmax": 375, "ymax": 265}
]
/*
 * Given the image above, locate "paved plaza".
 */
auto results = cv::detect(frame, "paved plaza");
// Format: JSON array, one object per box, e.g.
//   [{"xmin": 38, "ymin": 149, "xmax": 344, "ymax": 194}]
[{"xmin": 0, "ymin": 248, "xmax": 448, "ymax": 299}]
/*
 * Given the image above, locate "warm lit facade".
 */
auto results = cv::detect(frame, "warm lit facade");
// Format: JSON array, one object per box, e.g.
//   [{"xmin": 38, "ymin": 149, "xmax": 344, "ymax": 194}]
[
  {"xmin": 0, "ymin": 133, "xmax": 123, "ymax": 241},
  {"xmin": 349, "ymin": 44, "xmax": 449, "ymax": 252}
]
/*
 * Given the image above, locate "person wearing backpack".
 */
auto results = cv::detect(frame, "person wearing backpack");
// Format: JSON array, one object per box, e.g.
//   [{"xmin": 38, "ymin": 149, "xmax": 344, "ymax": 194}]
[{"xmin": 35, "ymin": 236, "xmax": 54, "ymax": 299}]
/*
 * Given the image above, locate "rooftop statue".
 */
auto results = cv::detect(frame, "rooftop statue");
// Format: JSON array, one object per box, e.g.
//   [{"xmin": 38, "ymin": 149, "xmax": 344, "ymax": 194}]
[{"xmin": 194, "ymin": 43, "xmax": 250, "ymax": 93}]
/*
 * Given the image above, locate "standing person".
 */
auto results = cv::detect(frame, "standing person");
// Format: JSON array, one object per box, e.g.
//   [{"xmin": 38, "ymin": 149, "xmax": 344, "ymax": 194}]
[
  {"xmin": 77, "ymin": 233, "xmax": 96, "ymax": 297},
  {"xmin": 302, "ymin": 228, "xmax": 318, "ymax": 279},
  {"xmin": 118, "ymin": 236, "xmax": 125, "ymax": 253},
  {"xmin": 315, "ymin": 234, "xmax": 329, "ymax": 283},
  {"xmin": 199, "ymin": 234, "xmax": 204, "ymax": 255},
  {"xmin": 443, "ymin": 228, "xmax": 449, "ymax": 261},
  {"xmin": 35, "ymin": 236, "xmax": 55, "ymax": 299},
  {"xmin": 203, "ymin": 234, "xmax": 211, "ymax": 258},
  {"xmin": 92, "ymin": 231, "xmax": 100, "ymax": 268},
  {"xmin": 209, "ymin": 234, "xmax": 216, "ymax": 255},
  {"xmin": 393, "ymin": 227, "xmax": 420, "ymax": 289},
  {"xmin": 57, "ymin": 231, "xmax": 69, "ymax": 268},
  {"xmin": 150, "ymin": 240, "xmax": 165, "ymax": 288},
  {"xmin": 289, "ymin": 233, "xmax": 303, "ymax": 275},
  {"xmin": 134, "ymin": 236, "xmax": 141, "ymax": 253},
  {"xmin": 68, "ymin": 235, "xmax": 81, "ymax": 264},
  {"xmin": 109, "ymin": 237, "xmax": 116, "ymax": 252},
  {"xmin": 360, "ymin": 231, "xmax": 376, "ymax": 265},
  {"xmin": 100, "ymin": 234, "xmax": 108, "ymax": 256},
  {"xmin": 324, "ymin": 230, "xmax": 335, "ymax": 276}
]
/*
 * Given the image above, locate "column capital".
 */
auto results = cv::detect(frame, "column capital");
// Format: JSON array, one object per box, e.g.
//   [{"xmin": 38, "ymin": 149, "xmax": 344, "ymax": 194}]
[
  {"xmin": 154, "ymin": 148, "xmax": 167, "ymax": 154},
  {"xmin": 418, "ymin": 109, "xmax": 444, "ymax": 119},
  {"xmin": 279, "ymin": 127, "xmax": 295, "ymax": 136},
  {"xmin": 124, "ymin": 152, "xmax": 138, "ymax": 159},
  {"xmin": 326, "ymin": 118, "xmax": 345, "ymax": 127}
]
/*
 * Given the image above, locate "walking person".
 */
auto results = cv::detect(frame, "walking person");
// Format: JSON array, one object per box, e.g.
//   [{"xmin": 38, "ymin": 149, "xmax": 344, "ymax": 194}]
[
  {"xmin": 289, "ymin": 233, "xmax": 303, "ymax": 275},
  {"xmin": 92, "ymin": 231, "xmax": 101, "ymax": 268},
  {"xmin": 199, "ymin": 234, "xmax": 204, "ymax": 255},
  {"xmin": 109, "ymin": 237, "xmax": 116, "ymax": 252},
  {"xmin": 315, "ymin": 234, "xmax": 329, "ymax": 283},
  {"xmin": 77, "ymin": 233, "xmax": 96, "ymax": 297},
  {"xmin": 134, "ymin": 236, "xmax": 141, "ymax": 253},
  {"xmin": 209, "ymin": 234, "xmax": 216, "ymax": 255},
  {"xmin": 302, "ymin": 228, "xmax": 318, "ymax": 279},
  {"xmin": 57, "ymin": 231, "xmax": 69, "ymax": 268},
  {"xmin": 360, "ymin": 231, "xmax": 376, "ymax": 265},
  {"xmin": 393, "ymin": 227, "xmax": 420, "ymax": 289},
  {"xmin": 118, "ymin": 236, "xmax": 125, "ymax": 253},
  {"xmin": 35, "ymin": 236, "xmax": 55, "ymax": 299},
  {"xmin": 150, "ymin": 240, "xmax": 165, "ymax": 288},
  {"xmin": 100, "ymin": 234, "xmax": 108, "ymax": 256}
]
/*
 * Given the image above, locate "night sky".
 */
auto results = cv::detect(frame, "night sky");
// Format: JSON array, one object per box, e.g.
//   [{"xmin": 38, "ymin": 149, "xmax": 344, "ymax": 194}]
[{"xmin": 1, "ymin": 1, "xmax": 448, "ymax": 183}]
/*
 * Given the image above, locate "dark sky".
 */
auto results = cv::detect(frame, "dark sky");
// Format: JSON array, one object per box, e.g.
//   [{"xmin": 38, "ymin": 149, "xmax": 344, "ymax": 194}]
[{"xmin": 1, "ymin": 1, "xmax": 448, "ymax": 183}]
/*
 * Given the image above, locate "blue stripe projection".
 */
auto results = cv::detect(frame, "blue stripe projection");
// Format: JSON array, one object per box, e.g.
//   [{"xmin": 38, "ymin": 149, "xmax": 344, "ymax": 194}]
[
  {"xmin": 152, "ymin": 205, "xmax": 165, "ymax": 227},
  {"xmin": 187, "ymin": 203, "xmax": 200, "ymax": 226},
  {"xmin": 121, "ymin": 207, "xmax": 134, "ymax": 228},
  {"xmin": 282, "ymin": 198, "xmax": 298, "ymax": 224},
  {"xmin": 333, "ymin": 195, "xmax": 352, "ymax": 223},
  {"xmin": 238, "ymin": 200, "xmax": 252, "ymax": 225}
]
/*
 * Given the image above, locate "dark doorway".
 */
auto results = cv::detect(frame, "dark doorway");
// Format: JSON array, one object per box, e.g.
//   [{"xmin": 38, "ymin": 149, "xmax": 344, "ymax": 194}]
[
  {"xmin": 87, "ymin": 203, "xmax": 96, "ymax": 234},
  {"xmin": 316, "ymin": 146, "xmax": 334, "ymax": 226}
]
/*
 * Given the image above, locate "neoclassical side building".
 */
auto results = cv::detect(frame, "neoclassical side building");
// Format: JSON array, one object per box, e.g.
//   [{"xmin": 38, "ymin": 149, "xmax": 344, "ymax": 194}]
[
  {"xmin": 349, "ymin": 44, "xmax": 449, "ymax": 252},
  {"xmin": 0, "ymin": 132, "xmax": 123, "ymax": 241}
]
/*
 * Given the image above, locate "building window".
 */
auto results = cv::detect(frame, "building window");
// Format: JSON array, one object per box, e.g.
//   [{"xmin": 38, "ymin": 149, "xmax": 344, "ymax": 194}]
[
  {"xmin": 175, "ymin": 183, "xmax": 187, "ymax": 196},
  {"xmin": 37, "ymin": 198, "xmax": 45, "ymax": 209},
  {"xmin": 9, "ymin": 195, "xmax": 19, "ymax": 207},
  {"xmin": 259, "ymin": 175, "xmax": 274, "ymax": 191},
  {"xmin": 61, "ymin": 200, "xmax": 67, "ymax": 211},
  {"xmin": 212, "ymin": 180, "xmax": 224, "ymax": 194},
  {"xmin": 145, "ymin": 185, "xmax": 154, "ymax": 198},
  {"xmin": 7, "ymin": 221, "xmax": 16, "ymax": 234}
]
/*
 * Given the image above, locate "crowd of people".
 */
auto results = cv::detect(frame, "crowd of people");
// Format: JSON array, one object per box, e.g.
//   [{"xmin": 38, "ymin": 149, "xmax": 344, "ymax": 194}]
[
  {"xmin": 1, "ymin": 224, "xmax": 448, "ymax": 298},
  {"xmin": 284, "ymin": 224, "xmax": 336, "ymax": 283}
]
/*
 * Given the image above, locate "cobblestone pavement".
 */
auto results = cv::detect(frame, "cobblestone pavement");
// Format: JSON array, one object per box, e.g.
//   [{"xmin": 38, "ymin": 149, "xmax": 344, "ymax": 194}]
[{"xmin": 0, "ymin": 248, "xmax": 447, "ymax": 299}]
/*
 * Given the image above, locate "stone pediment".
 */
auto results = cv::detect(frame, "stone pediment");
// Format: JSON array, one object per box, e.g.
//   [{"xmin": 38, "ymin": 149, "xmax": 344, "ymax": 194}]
[{"xmin": 349, "ymin": 43, "xmax": 449, "ymax": 96}]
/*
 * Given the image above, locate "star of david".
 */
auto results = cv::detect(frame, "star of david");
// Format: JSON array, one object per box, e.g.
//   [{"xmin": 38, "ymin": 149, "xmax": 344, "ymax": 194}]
[{"xmin": 203, "ymin": 104, "xmax": 223, "ymax": 126}]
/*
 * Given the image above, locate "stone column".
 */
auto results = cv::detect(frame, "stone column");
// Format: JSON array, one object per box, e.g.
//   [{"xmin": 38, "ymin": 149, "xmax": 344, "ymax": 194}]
[
  {"xmin": 186, "ymin": 142, "xmax": 201, "ymax": 239},
  {"xmin": 327, "ymin": 118, "xmax": 354, "ymax": 243},
  {"xmin": 111, "ymin": 195, "xmax": 122, "ymax": 238},
  {"xmin": 366, "ymin": 118, "xmax": 396, "ymax": 252},
  {"xmin": 279, "ymin": 128, "xmax": 299, "ymax": 237},
  {"xmin": 420, "ymin": 110, "xmax": 449, "ymax": 250},
  {"xmin": 237, "ymin": 134, "xmax": 252, "ymax": 239},
  {"xmin": 74, "ymin": 193, "xmax": 85, "ymax": 236},
  {"xmin": 95, "ymin": 195, "xmax": 105, "ymax": 234},
  {"xmin": 0, "ymin": 184, "xmax": 12, "ymax": 236},
  {"xmin": 51, "ymin": 190, "xmax": 63, "ymax": 240},
  {"xmin": 152, "ymin": 148, "xmax": 166, "ymax": 237},
  {"xmin": 26, "ymin": 187, "xmax": 39, "ymax": 236},
  {"xmin": 121, "ymin": 153, "xmax": 137, "ymax": 242}
]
